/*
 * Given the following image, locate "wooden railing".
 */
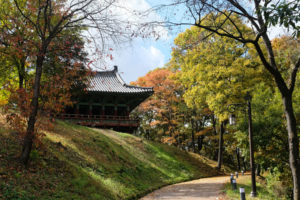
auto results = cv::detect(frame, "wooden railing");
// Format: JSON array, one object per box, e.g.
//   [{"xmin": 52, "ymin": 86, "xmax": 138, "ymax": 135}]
[
  {"xmin": 55, "ymin": 113, "xmax": 134, "ymax": 121},
  {"xmin": 55, "ymin": 113, "xmax": 140, "ymax": 128}
]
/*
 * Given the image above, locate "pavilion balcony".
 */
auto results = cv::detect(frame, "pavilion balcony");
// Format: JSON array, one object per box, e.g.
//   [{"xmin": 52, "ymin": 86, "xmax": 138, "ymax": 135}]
[{"xmin": 55, "ymin": 114, "xmax": 139, "ymax": 128}]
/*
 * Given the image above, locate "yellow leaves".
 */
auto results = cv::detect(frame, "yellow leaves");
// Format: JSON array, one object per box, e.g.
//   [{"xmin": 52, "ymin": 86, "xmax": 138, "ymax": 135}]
[
  {"xmin": 0, "ymin": 99, "xmax": 7, "ymax": 106},
  {"xmin": 0, "ymin": 88, "xmax": 10, "ymax": 107},
  {"xmin": 170, "ymin": 15, "xmax": 267, "ymax": 122}
]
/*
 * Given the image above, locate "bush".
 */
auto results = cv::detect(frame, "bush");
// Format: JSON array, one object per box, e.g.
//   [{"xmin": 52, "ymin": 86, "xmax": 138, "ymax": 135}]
[{"xmin": 266, "ymin": 167, "xmax": 292, "ymax": 199}]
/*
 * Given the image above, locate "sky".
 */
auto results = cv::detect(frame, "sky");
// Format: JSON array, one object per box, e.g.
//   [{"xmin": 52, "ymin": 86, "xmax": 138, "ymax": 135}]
[
  {"xmin": 101, "ymin": 0, "xmax": 180, "ymax": 83},
  {"xmin": 94, "ymin": 0, "xmax": 289, "ymax": 83},
  {"xmin": 108, "ymin": 38, "xmax": 171, "ymax": 83}
]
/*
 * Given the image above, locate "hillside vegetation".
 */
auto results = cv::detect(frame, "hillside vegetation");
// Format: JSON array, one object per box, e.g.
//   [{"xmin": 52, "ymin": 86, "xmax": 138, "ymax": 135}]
[{"xmin": 0, "ymin": 117, "xmax": 222, "ymax": 200}]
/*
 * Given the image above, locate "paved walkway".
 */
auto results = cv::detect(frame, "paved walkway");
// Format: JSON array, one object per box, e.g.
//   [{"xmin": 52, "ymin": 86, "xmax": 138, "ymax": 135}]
[{"xmin": 140, "ymin": 176, "xmax": 228, "ymax": 200}]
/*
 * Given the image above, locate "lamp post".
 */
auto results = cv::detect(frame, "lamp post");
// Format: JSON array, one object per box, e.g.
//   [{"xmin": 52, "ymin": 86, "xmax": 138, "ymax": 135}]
[{"xmin": 228, "ymin": 92, "xmax": 257, "ymax": 197}]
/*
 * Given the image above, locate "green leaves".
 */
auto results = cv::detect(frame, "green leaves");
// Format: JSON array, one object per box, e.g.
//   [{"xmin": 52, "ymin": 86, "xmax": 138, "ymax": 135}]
[{"xmin": 263, "ymin": 0, "xmax": 300, "ymax": 37}]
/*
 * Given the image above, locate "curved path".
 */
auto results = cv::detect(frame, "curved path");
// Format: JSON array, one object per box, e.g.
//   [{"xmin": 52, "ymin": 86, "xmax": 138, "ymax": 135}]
[{"xmin": 140, "ymin": 176, "xmax": 228, "ymax": 200}]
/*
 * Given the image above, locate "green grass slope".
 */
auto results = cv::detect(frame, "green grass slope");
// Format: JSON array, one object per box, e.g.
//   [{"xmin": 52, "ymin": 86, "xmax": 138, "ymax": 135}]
[{"xmin": 0, "ymin": 119, "xmax": 221, "ymax": 200}]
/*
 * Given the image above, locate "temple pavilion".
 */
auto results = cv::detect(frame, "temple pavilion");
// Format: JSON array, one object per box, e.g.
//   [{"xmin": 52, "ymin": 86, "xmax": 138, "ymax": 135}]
[{"xmin": 58, "ymin": 66, "xmax": 153, "ymax": 133}]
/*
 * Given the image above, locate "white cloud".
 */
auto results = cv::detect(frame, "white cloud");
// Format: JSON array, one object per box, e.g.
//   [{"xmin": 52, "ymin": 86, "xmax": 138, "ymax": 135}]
[
  {"xmin": 109, "ymin": 39, "xmax": 165, "ymax": 83},
  {"xmin": 268, "ymin": 26, "xmax": 291, "ymax": 39},
  {"xmin": 85, "ymin": 0, "xmax": 170, "ymax": 83}
]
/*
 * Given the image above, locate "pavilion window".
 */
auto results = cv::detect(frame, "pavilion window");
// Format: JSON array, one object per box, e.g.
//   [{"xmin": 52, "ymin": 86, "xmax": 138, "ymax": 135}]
[
  {"xmin": 79, "ymin": 105, "xmax": 89, "ymax": 115},
  {"xmin": 92, "ymin": 105, "xmax": 101, "ymax": 115},
  {"xmin": 105, "ymin": 106, "xmax": 114, "ymax": 115},
  {"xmin": 117, "ymin": 106, "xmax": 127, "ymax": 116}
]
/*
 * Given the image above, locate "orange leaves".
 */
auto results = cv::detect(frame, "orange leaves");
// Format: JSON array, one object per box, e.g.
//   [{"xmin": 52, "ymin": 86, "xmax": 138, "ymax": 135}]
[
  {"xmin": 161, "ymin": 136, "xmax": 177, "ymax": 145},
  {"xmin": 196, "ymin": 127, "xmax": 213, "ymax": 137},
  {"xmin": 132, "ymin": 68, "xmax": 182, "ymax": 113},
  {"xmin": 132, "ymin": 68, "xmax": 188, "ymax": 142},
  {"xmin": 3, "ymin": 59, "xmax": 91, "ymax": 145}
]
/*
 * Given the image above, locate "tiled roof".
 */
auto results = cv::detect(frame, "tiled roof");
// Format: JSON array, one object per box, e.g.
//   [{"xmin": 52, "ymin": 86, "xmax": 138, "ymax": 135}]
[{"xmin": 88, "ymin": 66, "xmax": 153, "ymax": 94}]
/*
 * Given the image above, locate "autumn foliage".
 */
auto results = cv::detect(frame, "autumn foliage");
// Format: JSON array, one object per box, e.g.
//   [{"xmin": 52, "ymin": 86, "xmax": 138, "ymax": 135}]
[
  {"xmin": 132, "ymin": 69, "xmax": 181, "ymax": 142},
  {"xmin": 4, "ymin": 61, "xmax": 91, "ymax": 146},
  {"xmin": 132, "ymin": 68, "xmax": 212, "ymax": 151}
]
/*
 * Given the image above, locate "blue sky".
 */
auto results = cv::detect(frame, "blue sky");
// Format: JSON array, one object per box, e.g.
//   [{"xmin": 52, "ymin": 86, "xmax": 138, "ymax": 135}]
[
  {"xmin": 110, "ymin": 38, "xmax": 173, "ymax": 83},
  {"xmin": 97, "ymin": 0, "xmax": 287, "ymax": 83},
  {"xmin": 102, "ymin": 0, "xmax": 187, "ymax": 83}
]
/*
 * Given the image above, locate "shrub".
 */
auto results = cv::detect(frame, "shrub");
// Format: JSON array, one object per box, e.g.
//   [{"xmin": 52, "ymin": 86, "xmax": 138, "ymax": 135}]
[{"xmin": 266, "ymin": 167, "xmax": 292, "ymax": 199}]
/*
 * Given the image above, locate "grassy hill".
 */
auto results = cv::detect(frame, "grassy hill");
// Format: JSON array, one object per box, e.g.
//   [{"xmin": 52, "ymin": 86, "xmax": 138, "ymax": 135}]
[{"xmin": 0, "ymin": 117, "xmax": 222, "ymax": 200}]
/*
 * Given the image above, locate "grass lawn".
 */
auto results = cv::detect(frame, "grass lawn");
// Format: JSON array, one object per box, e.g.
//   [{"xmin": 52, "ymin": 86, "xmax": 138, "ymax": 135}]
[
  {"xmin": 223, "ymin": 174, "xmax": 282, "ymax": 200},
  {"xmin": 0, "ymin": 116, "xmax": 223, "ymax": 200}
]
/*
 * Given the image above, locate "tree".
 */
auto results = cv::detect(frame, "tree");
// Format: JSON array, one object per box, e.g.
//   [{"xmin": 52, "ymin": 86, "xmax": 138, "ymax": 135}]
[
  {"xmin": 0, "ymin": 0, "xmax": 34, "ymax": 89},
  {"xmin": 132, "ymin": 68, "xmax": 184, "ymax": 143},
  {"xmin": 0, "ymin": 0, "xmax": 136, "ymax": 165},
  {"xmin": 234, "ymin": 82, "xmax": 292, "ymax": 198},
  {"xmin": 150, "ymin": 1, "xmax": 300, "ymax": 198},
  {"xmin": 169, "ymin": 14, "xmax": 265, "ymax": 169},
  {"xmin": 132, "ymin": 67, "xmax": 211, "ymax": 150}
]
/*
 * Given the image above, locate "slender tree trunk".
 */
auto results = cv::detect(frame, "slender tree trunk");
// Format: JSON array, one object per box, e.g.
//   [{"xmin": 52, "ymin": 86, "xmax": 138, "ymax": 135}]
[
  {"xmin": 191, "ymin": 118, "xmax": 196, "ymax": 153},
  {"xmin": 212, "ymin": 115, "xmax": 218, "ymax": 161},
  {"xmin": 177, "ymin": 133, "xmax": 181, "ymax": 148},
  {"xmin": 217, "ymin": 121, "xmax": 225, "ymax": 170},
  {"xmin": 18, "ymin": 74, "xmax": 24, "ymax": 89},
  {"xmin": 282, "ymin": 95, "xmax": 300, "ymax": 200},
  {"xmin": 256, "ymin": 164, "xmax": 261, "ymax": 176},
  {"xmin": 198, "ymin": 135, "xmax": 204, "ymax": 152},
  {"xmin": 13, "ymin": 56, "xmax": 26, "ymax": 89},
  {"xmin": 236, "ymin": 147, "xmax": 241, "ymax": 171},
  {"xmin": 20, "ymin": 55, "xmax": 44, "ymax": 165}
]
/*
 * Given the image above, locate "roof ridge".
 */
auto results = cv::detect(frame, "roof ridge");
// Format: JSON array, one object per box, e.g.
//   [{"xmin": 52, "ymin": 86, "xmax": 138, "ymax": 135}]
[
  {"xmin": 124, "ymin": 84, "xmax": 153, "ymax": 90},
  {"xmin": 88, "ymin": 67, "xmax": 154, "ymax": 94},
  {"xmin": 115, "ymin": 71, "xmax": 126, "ymax": 85},
  {"xmin": 95, "ymin": 70, "xmax": 114, "ymax": 74}
]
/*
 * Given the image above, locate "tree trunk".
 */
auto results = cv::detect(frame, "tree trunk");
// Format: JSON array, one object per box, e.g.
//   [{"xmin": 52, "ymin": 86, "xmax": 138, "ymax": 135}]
[
  {"xmin": 258, "ymin": 32, "xmax": 300, "ymax": 199},
  {"xmin": 18, "ymin": 73, "xmax": 24, "ymax": 89},
  {"xmin": 20, "ymin": 55, "xmax": 44, "ymax": 165},
  {"xmin": 282, "ymin": 95, "xmax": 300, "ymax": 200},
  {"xmin": 198, "ymin": 135, "xmax": 204, "ymax": 152},
  {"xmin": 191, "ymin": 119, "xmax": 196, "ymax": 153},
  {"xmin": 256, "ymin": 164, "xmax": 261, "ymax": 177},
  {"xmin": 212, "ymin": 116, "xmax": 218, "ymax": 161},
  {"xmin": 13, "ymin": 56, "xmax": 26, "ymax": 89},
  {"xmin": 236, "ymin": 147, "xmax": 241, "ymax": 171},
  {"xmin": 177, "ymin": 133, "xmax": 181, "ymax": 148},
  {"xmin": 217, "ymin": 121, "xmax": 225, "ymax": 170}
]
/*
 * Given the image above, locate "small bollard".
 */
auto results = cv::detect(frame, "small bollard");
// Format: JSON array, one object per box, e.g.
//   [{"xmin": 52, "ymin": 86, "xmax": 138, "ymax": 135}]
[
  {"xmin": 240, "ymin": 187, "xmax": 246, "ymax": 200},
  {"xmin": 230, "ymin": 173, "xmax": 234, "ymax": 184},
  {"xmin": 232, "ymin": 179, "xmax": 237, "ymax": 190},
  {"xmin": 241, "ymin": 170, "xmax": 244, "ymax": 176},
  {"xmin": 235, "ymin": 171, "xmax": 239, "ymax": 178}
]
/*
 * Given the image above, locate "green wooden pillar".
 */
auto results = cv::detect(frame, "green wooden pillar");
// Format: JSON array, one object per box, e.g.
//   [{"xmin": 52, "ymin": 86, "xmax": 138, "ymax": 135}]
[
  {"xmin": 101, "ymin": 105, "xmax": 105, "ymax": 116},
  {"xmin": 89, "ymin": 104, "xmax": 92, "ymax": 115},
  {"xmin": 114, "ymin": 105, "xmax": 117, "ymax": 116}
]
